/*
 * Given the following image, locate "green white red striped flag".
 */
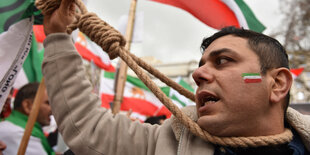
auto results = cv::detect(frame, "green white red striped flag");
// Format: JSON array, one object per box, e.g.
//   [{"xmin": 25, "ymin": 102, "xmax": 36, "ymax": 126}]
[
  {"xmin": 100, "ymin": 71, "xmax": 195, "ymax": 121},
  {"xmin": 242, "ymin": 73, "xmax": 262, "ymax": 83},
  {"xmin": 151, "ymin": 0, "xmax": 265, "ymax": 32},
  {"xmin": 74, "ymin": 31, "xmax": 115, "ymax": 72},
  {"xmin": 161, "ymin": 77, "xmax": 195, "ymax": 108}
]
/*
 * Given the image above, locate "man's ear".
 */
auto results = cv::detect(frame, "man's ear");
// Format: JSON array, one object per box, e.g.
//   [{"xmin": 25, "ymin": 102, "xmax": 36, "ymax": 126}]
[
  {"xmin": 270, "ymin": 68, "xmax": 293, "ymax": 104},
  {"xmin": 21, "ymin": 99, "xmax": 33, "ymax": 115}
]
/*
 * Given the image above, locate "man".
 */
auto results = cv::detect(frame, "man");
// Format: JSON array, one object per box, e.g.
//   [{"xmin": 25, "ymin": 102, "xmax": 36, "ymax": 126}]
[
  {"xmin": 41, "ymin": 0, "xmax": 310, "ymax": 154},
  {"xmin": 0, "ymin": 83, "xmax": 54, "ymax": 155}
]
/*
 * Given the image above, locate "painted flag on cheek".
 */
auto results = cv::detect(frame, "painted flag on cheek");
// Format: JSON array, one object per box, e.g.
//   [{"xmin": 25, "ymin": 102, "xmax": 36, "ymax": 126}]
[{"xmin": 242, "ymin": 73, "xmax": 262, "ymax": 83}]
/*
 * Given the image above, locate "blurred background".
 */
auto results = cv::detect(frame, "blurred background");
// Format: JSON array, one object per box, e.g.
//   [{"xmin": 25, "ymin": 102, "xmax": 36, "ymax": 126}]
[{"xmin": 83, "ymin": 0, "xmax": 310, "ymax": 111}]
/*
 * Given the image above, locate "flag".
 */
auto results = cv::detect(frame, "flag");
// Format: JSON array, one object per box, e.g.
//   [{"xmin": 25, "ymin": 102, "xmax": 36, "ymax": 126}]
[
  {"xmin": 100, "ymin": 71, "xmax": 166, "ymax": 121},
  {"xmin": 151, "ymin": 0, "xmax": 265, "ymax": 32},
  {"xmin": 159, "ymin": 77, "xmax": 196, "ymax": 116},
  {"xmin": 13, "ymin": 34, "xmax": 44, "ymax": 89},
  {"xmin": 100, "ymin": 71, "xmax": 195, "ymax": 121},
  {"xmin": 31, "ymin": 28, "xmax": 115, "ymax": 72},
  {"xmin": 74, "ymin": 32, "xmax": 115, "ymax": 72},
  {"xmin": 0, "ymin": 0, "xmax": 43, "ymax": 33},
  {"xmin": 161, "ymin": 77, "xmax": 195, "ymax": 108},
  {"xmin": 290, "ymin": 68, "xmax": 304, "ymax": 79},
  {"xmin": 242, "ymin": 73, "xmax": 262, "ymax": 83},
  {"xmin": 0, "ymin": 18, "xmax": 33, "ymax": 111},
  {"xmin": 0, "ymin": 0, "xmax": 42, "ymax": 111},
  {"xmin": 33, "ymin": 25, "xmax": 45, "ymax": 43}
]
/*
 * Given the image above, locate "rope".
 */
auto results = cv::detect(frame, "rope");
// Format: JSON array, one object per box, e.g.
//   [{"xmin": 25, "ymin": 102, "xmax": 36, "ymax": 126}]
[{"xmin": 35, "ymin": 0, "xmax": 293, "ymax": 147}]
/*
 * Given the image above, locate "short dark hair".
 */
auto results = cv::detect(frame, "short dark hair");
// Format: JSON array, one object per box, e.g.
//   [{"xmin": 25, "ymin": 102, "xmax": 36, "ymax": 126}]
[
  {"xmin": 144, "ymin": 115, "xmax": 166, "ymax": 125},
  {"xmin": 201, "ymin": 26, "xmax": 290, "ymax": 114},
  {"xmin": 14, "ymin": 82, "xmax": 39, "ymax": 110}
]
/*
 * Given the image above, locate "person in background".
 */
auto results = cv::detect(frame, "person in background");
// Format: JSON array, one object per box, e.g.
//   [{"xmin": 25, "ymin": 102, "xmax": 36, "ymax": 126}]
[{"xmin": 0, "ymin": 82, "xmax": 54, "ymax": 155}]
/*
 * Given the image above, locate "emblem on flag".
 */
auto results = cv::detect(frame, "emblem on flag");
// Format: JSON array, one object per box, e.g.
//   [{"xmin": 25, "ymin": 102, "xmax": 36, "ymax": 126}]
[{"xmin": 242, "ymin": 73, "xmax": 262, "ymax": 83}]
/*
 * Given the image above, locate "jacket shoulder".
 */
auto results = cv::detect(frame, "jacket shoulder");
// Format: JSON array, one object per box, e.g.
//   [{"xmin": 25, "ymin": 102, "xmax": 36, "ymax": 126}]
[
  {"xmin": 286, "ymin": 107, "xmax": 310, "ymax": 151},
  {"xmin": 170, "ymin": 106, "xmax": 197, "ymax": 141}
]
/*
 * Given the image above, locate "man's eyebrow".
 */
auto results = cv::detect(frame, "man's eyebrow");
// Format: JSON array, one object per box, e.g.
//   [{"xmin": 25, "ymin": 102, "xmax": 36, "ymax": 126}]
[
  {"xmin": 209, "ymin": 48, "xmax": 238, "ymax": 58},
  {"xmin": 199, "ymin": 48, "xmax": 238, "ymax": 67}
]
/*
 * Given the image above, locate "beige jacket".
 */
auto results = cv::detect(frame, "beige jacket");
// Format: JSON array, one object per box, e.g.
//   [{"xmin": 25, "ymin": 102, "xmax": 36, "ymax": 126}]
[{"xmin": 42, "ymin": 33, "xmax": 310, "ymax": 155}]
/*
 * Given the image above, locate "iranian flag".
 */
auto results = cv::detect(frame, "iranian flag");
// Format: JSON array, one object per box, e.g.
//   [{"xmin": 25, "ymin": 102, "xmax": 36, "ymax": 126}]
[
  {"xmin": 161, "ymin": 77, "xmax": 195, "ymax": 108},
  {"xmin": 0, "ymin": 0, "xmax": 42, "ymax": 111},
  {"xmin": 100, "ymin": 71, "xmax": 195, "ymax": 121},
  {"xmin": 151, "ymin": 0, "xmax": 265, "ymax": 32},
  {"xmin": 74, "ymin": 32, "xmax": 115, "ymax": 72},
  {"xmin": 31, "ymin": 26, "xmax": 115, "ymax": 72},
  {"xmin": 242, "ymin": 73, "xmax": 262, "ymax": 83},
  {"xmin": 290, "ymin": 68, "xmax": 304, "ymax": 80}
]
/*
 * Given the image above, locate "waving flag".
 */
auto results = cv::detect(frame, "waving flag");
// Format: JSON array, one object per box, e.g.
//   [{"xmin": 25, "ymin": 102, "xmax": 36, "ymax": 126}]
[
  {"xmin": 290, "ymin": 68, "xmax": 304, "ymax": 79},
  {"xmin": 100, "ymin": 71, "xmax": 165, "ymax": 121},
  {"xmin": 75, "ymin": 32, "xmax": 115, "ymax": 72},
  {"xmin": 159, "ymin": 77, "xmax": 196, "ymax": 116},
  {"xmin": 100, "ymin": 71, "xmax": 195, "ymax": 121},
  {"xmin": 151, "ymin": 0, "xmax": 265, "ymax": 32},
  {"xmin": 14, "ymin": 34, "xmax": 44, "ymax": 89},
  {"xmin": 0, "ymin": 18, "xmax": 33, "ymax": 110},
  {"xmin": 0, "ymin": 0, "xmax": 42, "ymax": 111},
  {"xmin": 161, "ymin": 77, "xmax": 195, "ymax": 108}
]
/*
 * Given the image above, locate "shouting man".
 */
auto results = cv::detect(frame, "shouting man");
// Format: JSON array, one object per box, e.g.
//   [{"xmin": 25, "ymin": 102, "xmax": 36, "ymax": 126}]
[{"xmin": 41, "ymin": 0, "xmax": 310, "ymax": 154}]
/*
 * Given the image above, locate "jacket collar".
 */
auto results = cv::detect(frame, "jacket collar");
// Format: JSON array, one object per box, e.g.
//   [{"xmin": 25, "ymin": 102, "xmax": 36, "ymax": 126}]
[
  {"xmin": 286, "ymin": 107, "xmax": 310, "ymax": 151},
  {"xmin": 171, "ymin": 106, "xmax": 310, "ymax": 152}
]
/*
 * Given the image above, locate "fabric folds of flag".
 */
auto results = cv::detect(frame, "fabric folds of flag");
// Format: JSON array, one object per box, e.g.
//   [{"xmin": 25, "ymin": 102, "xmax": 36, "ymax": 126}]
[
  {"xmin": 160, "ymin": 77, "xmax": 195, "ymax": 111},
  {"xmin": 151, "ymin": 0, "xmax": 265, "ymax": 32},
  {"xmin": 100, "ymin": 71, "xmax": 195, "ymax": 121},
  {"xmin": 100, "ymin": 71, "xmax": 166, "ymax": 121},
  {"xmin": 0, "ymin": 17, "xmax": 33, "ymax": 112},
  {"xmin": 0, "ymin": 0, "xmax": 43, "ymax": 111},
  {"xmin": 75, "ymin": 32, "xmax": 115, "ymax": 72},
  {"xmin": 14, "ymin": 34, "xmax": 44, "ymax": 89}
]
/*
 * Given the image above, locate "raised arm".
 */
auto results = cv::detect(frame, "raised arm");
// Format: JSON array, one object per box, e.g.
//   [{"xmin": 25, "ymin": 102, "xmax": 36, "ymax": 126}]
[{"xmin": 42, "ymin": 0, "xmax": 160, "ymax": 154}]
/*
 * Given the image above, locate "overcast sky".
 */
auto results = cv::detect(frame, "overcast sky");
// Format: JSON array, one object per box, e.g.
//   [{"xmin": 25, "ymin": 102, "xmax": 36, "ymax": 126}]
[{"xmin": 86, "ymin": 0, "xmax": 284, "ymax": 64}]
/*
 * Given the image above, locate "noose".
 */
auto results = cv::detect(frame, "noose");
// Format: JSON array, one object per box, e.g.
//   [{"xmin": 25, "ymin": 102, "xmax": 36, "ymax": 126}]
[{"xmin": 35, "ymin": 0, "xmax": 293, "ymax": 147}]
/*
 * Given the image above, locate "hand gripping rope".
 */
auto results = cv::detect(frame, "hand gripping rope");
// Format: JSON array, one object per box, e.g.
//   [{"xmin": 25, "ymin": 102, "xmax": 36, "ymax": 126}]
[{"xmin": 35, "ymin": 0, "xmax": 293, "ymax": 147}]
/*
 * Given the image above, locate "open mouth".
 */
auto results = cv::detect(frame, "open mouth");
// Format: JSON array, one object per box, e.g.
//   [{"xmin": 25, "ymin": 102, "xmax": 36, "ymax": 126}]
[{"xmin": 200, "ymin": 94, "xmax": 220, "ymax": 107}]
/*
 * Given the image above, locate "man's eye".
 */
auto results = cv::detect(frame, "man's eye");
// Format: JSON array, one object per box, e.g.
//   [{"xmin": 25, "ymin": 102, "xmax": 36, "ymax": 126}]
[{"xmin": 216, "ymin": 57, "xmax": 229, "ymax": 65}]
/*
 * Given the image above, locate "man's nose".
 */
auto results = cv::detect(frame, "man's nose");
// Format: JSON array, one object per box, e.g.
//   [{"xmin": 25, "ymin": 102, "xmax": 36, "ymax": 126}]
[
  {"xmin": 192, "ymin": 65, "xmax": 214, "ymax": 86},
  {"xmin": 48, "ymin": 105, "xmax": 52, "ymax": 115}
]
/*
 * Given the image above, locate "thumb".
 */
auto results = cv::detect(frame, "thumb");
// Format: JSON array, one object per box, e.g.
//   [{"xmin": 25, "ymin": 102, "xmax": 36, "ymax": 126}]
[{"xmin": 59, "ymin": 0, "xmax": 75, "ymax": 13}]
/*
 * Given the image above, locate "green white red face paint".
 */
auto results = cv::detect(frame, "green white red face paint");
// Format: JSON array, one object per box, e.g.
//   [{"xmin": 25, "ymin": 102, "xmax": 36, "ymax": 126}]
[{"xmin": 242, "ymin": 73, "xmax": 262, "ymax": 83}]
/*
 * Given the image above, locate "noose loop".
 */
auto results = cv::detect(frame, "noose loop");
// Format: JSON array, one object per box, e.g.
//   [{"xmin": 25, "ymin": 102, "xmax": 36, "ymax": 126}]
[
  {"xmin": 73, "ymin": 13, "xmax": 126, "ymax": 59},
  {"xmin": 35, "ymin": 0, "xmax": 293, "ymax": 147}
]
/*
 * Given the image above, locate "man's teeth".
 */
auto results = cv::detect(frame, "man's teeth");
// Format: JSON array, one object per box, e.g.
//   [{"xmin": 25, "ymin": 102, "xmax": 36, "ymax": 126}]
[{"xmin": 203, "ymin": 100, "xmax": 216, "ymax": 106}]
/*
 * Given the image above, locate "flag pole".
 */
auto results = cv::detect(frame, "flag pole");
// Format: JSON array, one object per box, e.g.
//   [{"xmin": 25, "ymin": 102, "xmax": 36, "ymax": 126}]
[
  {"xmin": 112, "ymin": 0, "xmax": 137, "ymax": 114},
  {"xmin": 17, "ymin": 78, "xmax": 46, "ymax": 155}
]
